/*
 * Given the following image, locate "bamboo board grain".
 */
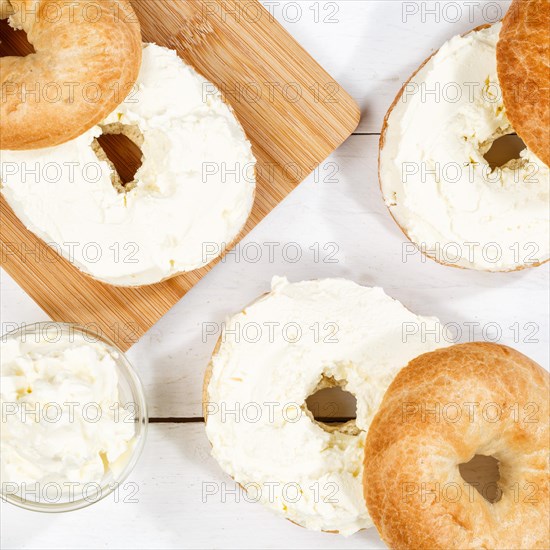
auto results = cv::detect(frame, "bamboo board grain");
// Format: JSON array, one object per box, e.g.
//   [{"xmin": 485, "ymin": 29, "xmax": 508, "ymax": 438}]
[{"xmin": 0, "ymin": 0, "xmax": 360, "ymax": 351}]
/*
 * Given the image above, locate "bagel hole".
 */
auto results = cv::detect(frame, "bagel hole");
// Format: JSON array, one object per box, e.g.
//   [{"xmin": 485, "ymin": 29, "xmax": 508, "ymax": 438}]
[
  {"xmin": 0, "ymin": 17, "xmax": 35, "ymax": 57},
  {"xmin": 305, "ymin": 377, "xmax": 357, "ymax": 435},
  {"xmin": 459, "ymin": 455, "xmax": 502, "ymax": 503},
  {"xmin": 483, "ymin": 134, "xmax": 526, "ymax": 171},
  {"xmin": 94, "ymin": 124, "xmax": 144, "ymax": 192},
  {"xmin": 96, "ymin": 133, "xmax": 143, "ymax": 187}
]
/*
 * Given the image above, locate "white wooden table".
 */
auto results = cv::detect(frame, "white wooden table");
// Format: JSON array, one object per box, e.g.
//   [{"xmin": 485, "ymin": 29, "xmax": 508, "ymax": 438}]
[{"xmin": 2, "ymin": 1, "xmax": 548, "ymax": 548}]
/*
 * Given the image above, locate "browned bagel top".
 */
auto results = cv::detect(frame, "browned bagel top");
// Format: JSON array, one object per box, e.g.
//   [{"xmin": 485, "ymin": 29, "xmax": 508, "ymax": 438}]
[
  {"xmin": 497, "ymin": 0, "xmax": 550, "ymax": 167},
  {"xmin": 364, "ymin": 342, "xmax": 549, "ymax": 550},
  {"xmin": 0, "ymin": 0, "xmax": 142, "ymax": 150}
]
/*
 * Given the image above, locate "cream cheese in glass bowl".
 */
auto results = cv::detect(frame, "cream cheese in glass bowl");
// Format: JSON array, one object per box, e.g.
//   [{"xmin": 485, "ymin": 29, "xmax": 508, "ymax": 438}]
[{"xmin": 0, "ymin": 322, "xmax": 148, "ymax": 512}]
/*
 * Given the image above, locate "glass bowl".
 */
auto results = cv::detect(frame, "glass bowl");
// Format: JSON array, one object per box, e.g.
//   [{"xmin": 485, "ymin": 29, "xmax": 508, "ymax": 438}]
[{"xmin": 0, "ymin": 322, "xmax": 148, "ymax": 512}]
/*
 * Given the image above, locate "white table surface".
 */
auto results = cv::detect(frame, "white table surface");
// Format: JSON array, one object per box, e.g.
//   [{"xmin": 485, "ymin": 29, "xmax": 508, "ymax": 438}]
[{"xmin": 1, "ymin": 1, "xmax": 548, "ymax": 549}]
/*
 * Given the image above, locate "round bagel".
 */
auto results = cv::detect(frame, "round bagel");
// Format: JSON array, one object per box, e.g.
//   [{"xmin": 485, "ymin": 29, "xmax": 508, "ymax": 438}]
[
  {"xmin": 379, "ymin": 23, "xmax": 549, "ymax": 272},
  {"xmin": 1, "ymin": 43, "xmax": 256, "ymax": 286},
  {"xmin": 0, "ymin": 0, "xmax": 142, "ymax": 150},
  {"xmin": 204, "ymin": 277, "xmax": 444, "ymax": 534},
  {"xmin": 497, "ymin": 0, "xmax": 550, "ymax": 167},
  {"xmin": 364, "ymin": 342, "xmax": 550, "ymax": 550}
]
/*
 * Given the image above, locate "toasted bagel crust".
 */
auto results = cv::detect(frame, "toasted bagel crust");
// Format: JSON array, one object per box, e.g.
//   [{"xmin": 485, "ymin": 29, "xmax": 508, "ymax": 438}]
[
  {"xmin": 364, "ymin": 342, "xmax": 550, "ymax": 550},
  {"xmin": 0, "ymin": 0, "xmax": 142, "ymax": 149},
  {"xmin": 497, "ymin": 0, "xmax": 550, "ymax": 167}
]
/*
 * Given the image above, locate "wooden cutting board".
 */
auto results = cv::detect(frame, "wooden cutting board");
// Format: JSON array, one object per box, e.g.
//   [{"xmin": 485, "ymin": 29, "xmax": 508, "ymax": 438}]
[{"xmin": 0, "ymin": 0, "xmax": 360, "ymax": 351}]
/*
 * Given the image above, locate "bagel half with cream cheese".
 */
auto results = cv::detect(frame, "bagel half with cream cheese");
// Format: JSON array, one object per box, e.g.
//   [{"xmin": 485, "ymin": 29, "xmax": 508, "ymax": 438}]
[
  {"xmin": 204, "ymin": 277, "xmax": 444, "ymax": 534},
  {"xmin": 1, "ymin": 43, "xmax": 256, "ymax": 286},
  {"xmin": 379, "ymin": 19, "xmax": 549, "ymax": 271}
]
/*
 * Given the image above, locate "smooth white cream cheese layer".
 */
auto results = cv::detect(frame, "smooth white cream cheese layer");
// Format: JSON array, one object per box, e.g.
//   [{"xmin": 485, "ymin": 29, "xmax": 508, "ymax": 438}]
[
  {"xmin": 0, "ymin": 334, "xmax": 134, "ymax": 498},
  {"xmin": 380, "ymin": 23, "xmax": 549, "ymax": 271},
  {"xmin": 0, "ymin": 44, "xmax": 256, "ymax": 286},
  {"xmin": 205, "ymin": 277, "xmax": 444, "ymax": 535}
]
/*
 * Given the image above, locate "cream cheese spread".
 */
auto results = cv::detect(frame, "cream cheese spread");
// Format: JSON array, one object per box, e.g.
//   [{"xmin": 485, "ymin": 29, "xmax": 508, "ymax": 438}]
[
  {"xmin": 0, "ymin": 43, "xmax": 256, "ymax": 286},
  {"xmin": 380, "ymin": 23, "xmax": 549, "ymax": 271},
  {"xmin": 0, "ymin": 333, "xmax": 135, "ymax": 500},
  {"xmin": 205, "ymin": 277, "xmax": 444, "ymax": 535}
]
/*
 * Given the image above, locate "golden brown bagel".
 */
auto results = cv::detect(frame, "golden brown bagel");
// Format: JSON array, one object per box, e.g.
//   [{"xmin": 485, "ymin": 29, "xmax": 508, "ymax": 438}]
[
  {"xmin": 364, "ymin": 342, "xmax": 550, "ymax": 550},
  {"xmin": 0, "ymin": 0, "xmax": 142, "ymax": 150},
  {"xmin": 497, "ymin": 0, "xmax": 550, "ymax": 167}
]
